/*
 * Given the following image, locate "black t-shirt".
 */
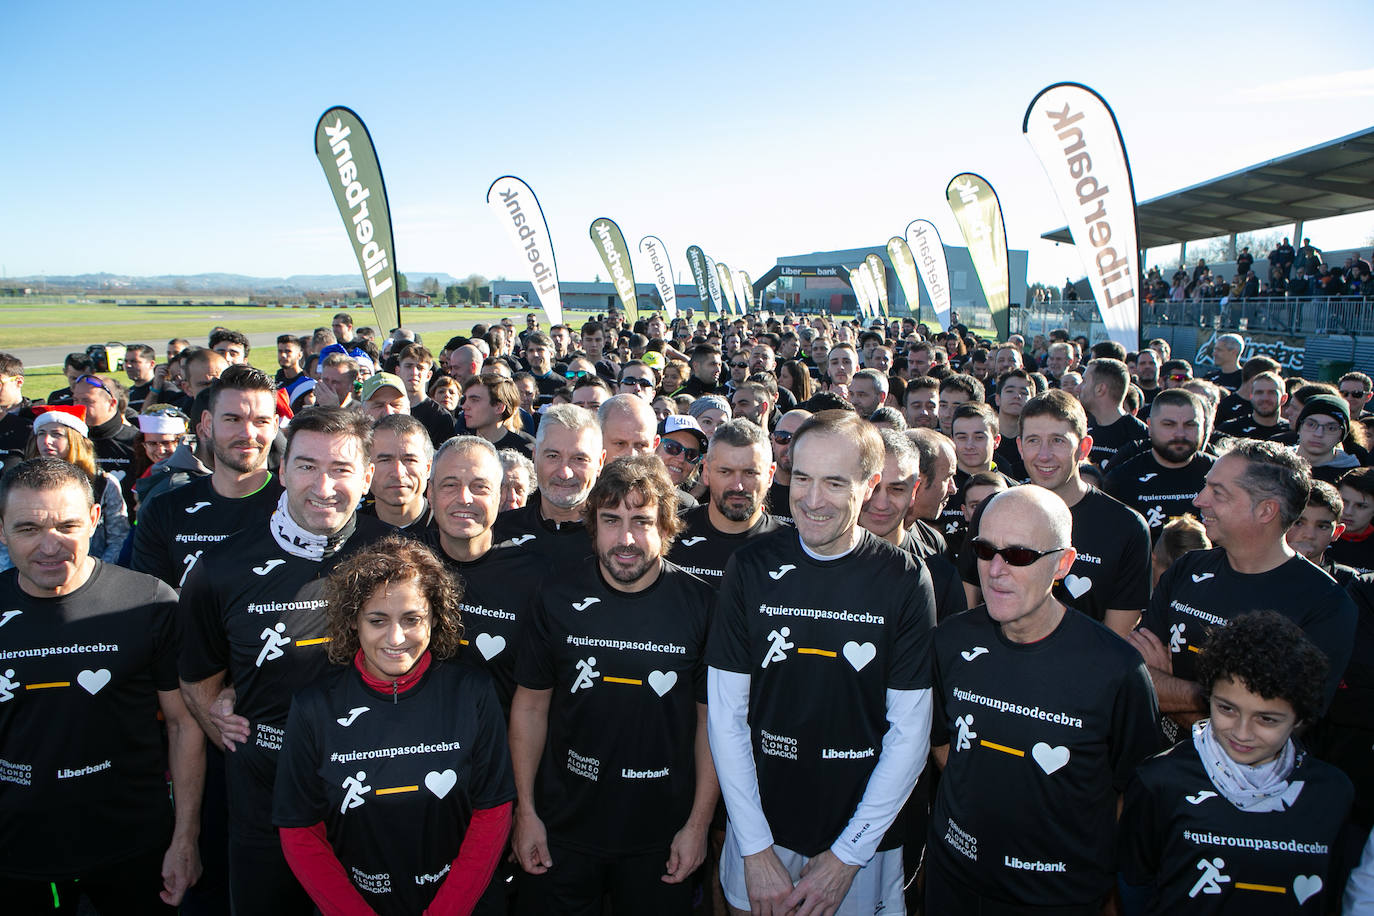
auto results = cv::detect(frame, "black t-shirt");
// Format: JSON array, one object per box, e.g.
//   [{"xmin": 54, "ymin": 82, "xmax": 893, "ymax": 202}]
[
  {"xmin": 89, "ymin": 417, "xmax": 139, "ymax": 509},
  {"xmin": 895, "ymin": 533, "xmax": 967, "ymax": 623},
  {"xmin": 1087, "ymin": 414, "xmax": 1149, "ymax": 469},
  {"xmin": 514, "ymin": 560, "xmax": 712, "ymax": 856},
  {"xmin": 767, "ymin": 481, "xmax": 792, "ymax": 523},
  {"xmin": 131, "ymin": 474, "xmax": 282, "ymax": 588},
  {"xmin": 906, "ymin": 519, "xmax": 948, "ymax": 560},
  {"xmin": 992, "ymin": 437, "xmax": 1027, "ymax": 482},
  {"xmin": 1215, "ymin": 391, "xmax": 1251, "ymax": 427},
  {"xmin": 410, "ymin": 398, "xmax": 456, "ymax": 450},
  {"xmin": 1105, "ymin": 451, "xmax": 1214, "ymax": 541},
  {"xmin": 430, "ymin": 539, "xmax": 545, "ymax": 714},
  {"xmin": 491, "ymin": 428, "xmax": 535, "ymax": 459},
  {"xmin": 1217, "ymin": 414, "xmax": 1288, "ymax": 441},
  {"xmin": 671, "ymin": 505, "xmax": 786, "ymax": 589},
  {"xmin": 707, "ymin": 528, "xmax": 936, "ymax": 856},
  {"xmin": 178, "ymin": 515, "xmax": 392, "ymax": 845},
  {"xmin": 1204, "ymin": 368, "xmax": 1243, "ymax": 392},
  {"xmin": 273, "ymin": 659, "xmax": 514, "ymax": 916},
  {"xmin": 929, "ymin": 605, "xmax": 1160, "ymax": 906},
  {"xmin": 940, "ymin": 469, "xmax": 1016, "ymax": 555},
  {"xmin": 0, "ymin": 409, "xmax": 33, "ymax": 472},
  {"xmin": 0, "ymin": 562, "xmax": 179, "ymax": 878},
  {"xmin": 960, "ymin": 488, "xmax": 1151, "ymax": 622},
  {"xmin": 1142, "ymin": 549, "xmax": 1357, "ymax": 710},
  {"xmin": 1308, "ymin": 570, "xmax": 1374, "ymax": 826},
  {"xmin": 1326, "ymin": 531, "xmax": 1374, "ymax": 574},
  {"xmin": 1119, "ymin": 738, "xmax": 1351, "ymax": 914},
  {"xmin": 358, "ymin": 497, "xmax": 436, "ymax": 540},
  {"xmin": 126, "ymin": 381, "xmax": 154, "ymax": 414},
  {"xmin": 490, "ymin": 500, "xmax": 593, "ymax": 569}
]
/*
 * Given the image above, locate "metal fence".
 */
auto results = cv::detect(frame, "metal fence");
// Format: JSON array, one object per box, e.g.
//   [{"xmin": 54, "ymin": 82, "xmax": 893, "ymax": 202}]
[{"xmin": 1016, "ymin": 296, "xmax": 1374, "ymax": 340}]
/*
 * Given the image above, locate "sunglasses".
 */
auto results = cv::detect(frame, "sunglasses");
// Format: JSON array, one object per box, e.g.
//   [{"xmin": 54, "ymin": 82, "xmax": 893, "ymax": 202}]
[
  {"xmin": 970, "ymin": 537, "xmax": 1067, "ymax": 567},
  {"xmin": 659, "ymin": 438, "xmax": 702, "ymax": 464},
  {"xmin": 565, "ymin": 370, "xmax": 590, "ymax": 380},
  {"xmin": 620, "ymin": 377, "xmax": 655, "ymax": 389},
  {"xmin": 732, "ymin": 362, "xmax": 751, "ymax": 369},
  {"xmin": 770, "ymin": 431, "xmax": 794, "ymax": 445},
  {"xmin": 1167, "ymin": 373, "xmax": 1190, "ymax": 382}
]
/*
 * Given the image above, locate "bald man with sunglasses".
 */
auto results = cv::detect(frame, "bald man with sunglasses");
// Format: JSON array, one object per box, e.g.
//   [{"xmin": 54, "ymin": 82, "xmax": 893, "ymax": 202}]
[{"xmin": 927, "ymin": 486, "xmax": 1159, "ymax": 914}]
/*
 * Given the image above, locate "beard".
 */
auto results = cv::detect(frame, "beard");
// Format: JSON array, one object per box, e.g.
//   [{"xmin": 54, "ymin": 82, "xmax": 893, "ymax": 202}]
[
  {"xmin": 212, "ymin": 437, "xmax": 267, "ymax": 474},
  {"xmin": 714, "ymin": 489, "xmax": 759, "ymax": 523},
  {"xmin": 1155, "ymin": 438, "xmax": 1199, "ymax": 464},
  {"xmin": 599, "ymin": 545, "xmax": 654, "ymax": 584}
]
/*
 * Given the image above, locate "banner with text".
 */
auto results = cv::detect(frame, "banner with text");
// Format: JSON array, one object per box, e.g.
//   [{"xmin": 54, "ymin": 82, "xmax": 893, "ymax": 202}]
[
  {"xmin": 736, "ymin": 269, "xmax": 755, "ymax": 313},
  {"xmin": 715, "ymin": 261, "xmax": 738, "ymax": 314},
  {"xmin": 637, "ymin": 235, "xmax": 677, "ymax": 320},
  {"xmin": 905, "ymin": 219, "xmax": 952, "ymax": 331},
  {"xmin": 865, "ymin": 253, "xmax": 889, "ymax": 319},
  {"xmin": 705, "ymin": 253, "xmax": 725, "ymax": 316},
  {"xmin": 946, "ymin": 175, "xmax": 1010, "ymax": 340},
  {"xmin": 590, "ymin": 218, "xmax": 638, "ymax": 322},
  {"xmin": 847, "ymin": 267, "xmax": 869, "ymax": 321},
  {"xmin": 1023, "ymin": 82, "xmax": 1141, "ymax": 351},
  {"xmin": 315, "ymin": 107, "xmax": 400, "ymax": 332},
  {"xmin": 685, "ymin": 245, "xmax": 712, "ymax": 321},
  {"xmin": 888, "ymin": 237, "xmax": 922, "ymax": 322},
  {"xmin": 486, "ymin": 176, "xmax": 563, "ymax": 326}
]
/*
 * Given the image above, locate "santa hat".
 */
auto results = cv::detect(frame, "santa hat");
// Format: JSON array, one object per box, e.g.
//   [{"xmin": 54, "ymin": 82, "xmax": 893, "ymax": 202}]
[
  {"xmin": 137, "ymin": 412, "xmax": 188, "ymax": 436},
  {"xmin": 32, "ymin": 405, "xmax": 89, "ymax": 438}
]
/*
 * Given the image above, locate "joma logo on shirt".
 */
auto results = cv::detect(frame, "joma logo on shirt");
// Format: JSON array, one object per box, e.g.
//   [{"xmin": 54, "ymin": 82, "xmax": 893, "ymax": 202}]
[
  {"xmin": 680, "ymin": 537, "xmax": 706, "ymax": 547},
  {"xmin": 184, "ymin": 501, "xmax": 212, "ymax": 514},
  {"xmin": 571, "ymin": 597, "xmax": 600, "ymax": 611}
]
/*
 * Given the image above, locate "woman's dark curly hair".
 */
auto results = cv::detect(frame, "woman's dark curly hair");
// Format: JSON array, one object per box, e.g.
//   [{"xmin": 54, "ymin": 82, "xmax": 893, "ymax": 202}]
[
  {"xmin": 1197, "ymin": 611, "xmax": 1328, "ymax": 724},
  {"xmin": 324, "ymin": 535, "xmax": 464, "ymax": 664}
]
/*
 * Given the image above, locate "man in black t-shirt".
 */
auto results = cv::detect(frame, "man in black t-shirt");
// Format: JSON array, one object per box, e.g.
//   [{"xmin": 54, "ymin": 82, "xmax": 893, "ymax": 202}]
[
  {"xmin": 929, "ymin": 486, "xmax": 1159, "ymax": 913},
  {"xmin": 0, "ymin": 459, "xmax": 204, "ymax": 912},
  {"xmin": 178, "ymin": 408, "xmax": 390, "ymax": 915},
  {"xmin": 491, "ymin": 404, "xmax": 604, "ymax": 568},
  {"xmin": 1218, "ymin": 368, "xmax": 1289, "ymax": 440},
  {"xmin": 133, "ymin": 365, "xmax": 282, "ymax": 588},
  {"xmin": 426, "ymin": 436, "xmax": 544, "ymax": 714},
  {"xmin": 765, "ymin": 409, "xmax": 810, "ymax": 524},
  {"xmin": 708, "ymin": 411, "xmax": 936, "ymax": 915},
  {"xmin": 1105, "ymin": 388, "xmax": 1215, "ymax": 541},
  {"xmin": 960, "ymin": 391, "xmax": 1151, "ymax": 638},
  {"xmin": 394, "ymin": 343, "xmax": 456, "ymax": 449},
  {"xmin": 1203, "ymin": 332, "xmax": 1244, "ymax": 392},
  {"xmin": 510, "ymin": 456, "xmax": 716, "ymax": 914},
  {"xmin": 1080, "ymin": 358, "xmax": 1148, "ymax": 469},
  {"xmin": 674, "ymin": 419, "xmax": 784, "ymax": 588},
  {"xmin": 1135, "ymin": 438, "xmax": 1357, "ymax": 742},
  {"xmin": 362, "ymin": 414, "xmax": 434, "ymax": 534},
  {"xmin": 73, "ymin": 373, "xmax": 139, "ymax": 510}
]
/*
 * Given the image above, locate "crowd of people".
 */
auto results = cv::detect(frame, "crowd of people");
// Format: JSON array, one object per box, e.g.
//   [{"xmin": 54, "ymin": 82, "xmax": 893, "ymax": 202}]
[
  {"xmin": 1125, "ymin": 241, "xmax": 1374, "ymax": 329},
  {"xmin": 2, "ymin": 305, "xmax": 1374, "ymax": 915}
]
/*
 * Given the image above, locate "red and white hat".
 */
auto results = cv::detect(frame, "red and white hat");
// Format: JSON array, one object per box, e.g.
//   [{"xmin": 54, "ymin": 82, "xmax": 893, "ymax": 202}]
[{"xmin": 32, "ymin": 404, "xmax": 89, "ymax": 438}]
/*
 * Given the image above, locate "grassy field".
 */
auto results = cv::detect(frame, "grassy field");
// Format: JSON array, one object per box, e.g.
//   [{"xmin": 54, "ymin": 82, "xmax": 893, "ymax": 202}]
[
  {"xmin": 0, "ymin": 296, "xmax": 569, "ymax": 352},
  {"xmin": 1, "ymin": 297, "xmax": 599, "ymax": 401}
]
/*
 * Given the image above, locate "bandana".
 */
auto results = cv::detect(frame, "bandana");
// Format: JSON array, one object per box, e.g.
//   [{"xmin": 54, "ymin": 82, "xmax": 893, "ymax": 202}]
[
  {"xmin": 268, "ymin": 490, "xmax": 356, "ymax": 561},
  {"xmin": 1193, "ymin": 719, "xmax": 1303, "ymax": 812}
]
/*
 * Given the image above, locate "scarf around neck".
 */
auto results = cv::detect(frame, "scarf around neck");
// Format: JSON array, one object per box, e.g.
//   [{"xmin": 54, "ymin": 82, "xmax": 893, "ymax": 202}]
[
  {"xmin": 269, "ymin": 490, "xmax": 356, "ymax": 560},
  {"xmin": 1193, "ymin": 719, "xmax": 1303, "ymax": 812}
]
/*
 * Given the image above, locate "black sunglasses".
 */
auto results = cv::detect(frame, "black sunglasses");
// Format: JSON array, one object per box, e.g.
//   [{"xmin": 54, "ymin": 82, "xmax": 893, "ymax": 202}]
[
  {"xmin": 659, "ymin": 438, "xmax": 702, "ymax": 464},
  {"xmin": 732, "ymin": 362, "xmax": 750, "ymax": 369},
  {"xmin": 770, "ymin": 431, "xmax": 794, "ymax": 445},
  {"xmin": 970, "ymin": 538, "xmax": 1066, "ymax": 567},
  {"xmin": 620, "ymin": 377, "xmax": 655, "ymax": 389}
]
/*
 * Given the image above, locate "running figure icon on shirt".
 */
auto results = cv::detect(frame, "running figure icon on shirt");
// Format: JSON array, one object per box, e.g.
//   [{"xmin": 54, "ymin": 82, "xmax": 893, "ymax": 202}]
[
  {"xmin": 761, "ymin": 627, "xmax": 793, "ymax": 668},
  {"xmin": 256, "ymin": 622, "xmax": 290, "ymax": 667},
  {"xmin": 340, "ymin": 771, "xmax": 370, "ymax": 813},
  {"xmin": 571, "ymin": 656, "xmax": 599, "ymax": 693}
]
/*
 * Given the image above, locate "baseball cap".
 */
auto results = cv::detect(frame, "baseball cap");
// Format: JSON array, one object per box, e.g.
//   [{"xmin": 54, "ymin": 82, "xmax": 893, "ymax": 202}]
[
  {"xmin": 660, "ymin": 414, "xmax": 709, "ymax": 450},
  {"xmin": 642, "ymin": 351, "xmax": 666, "ymax": 371},
  {"xmin": 360, "ymin": 372, "xmax": 406, "ymax": 402}
]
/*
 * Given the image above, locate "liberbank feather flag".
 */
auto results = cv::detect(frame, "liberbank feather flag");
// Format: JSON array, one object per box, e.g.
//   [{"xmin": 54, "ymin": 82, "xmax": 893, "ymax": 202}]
[
  {"xmin": 685, "ymin": 245, "xmax": 713, "ymax": 320},
  {"xmin": 864, "ymin": 254, "xmax": 889, "ymax": 319},
  {"xmin": 848, "ymin": 267, "xmax": 870, "ymax": 321},
  {"xmin": 486, "ymin": 176, "xmax": 563, "ymax": 326},
  {"xmin": 315, "ymin": 107, "xmax": 399, "ymax": 332},
  {"xmin": 905, "ymin": 219, "xmax": 953, "ymax": 331},
  {"xmin": 946, "ymin": 175, "xmax": 1010, "ymax": 340},
  {"xmin": 715, "ymin": 262, "xmax": 738, "ymax": 315},
  {"xmin": 1023, "ymin": 82, "xmax": 1141, "ymax": 351},
  {"xmin": 590, "ymin": 218, "xmax": 638, "ymax": 322},
  {"xmin": 638, "ymin": 236, "xmax": 677, "ymax": 320},
  {"xmin": 704, "ymin": 253, "xmax": 725, "ymax": 317},
  {"xmin": 888, "ymin": 237, "xmax": 922, "ymax": 321},
  {"xmin": 736, "ymin": 270, "xmax": 755, "ymax": 313}
]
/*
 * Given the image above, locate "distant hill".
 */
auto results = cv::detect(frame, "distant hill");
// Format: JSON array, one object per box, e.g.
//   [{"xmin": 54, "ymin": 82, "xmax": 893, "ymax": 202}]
[{"xmin": 5, "ymin": 271, "xmax": 468, "ymax": 294}]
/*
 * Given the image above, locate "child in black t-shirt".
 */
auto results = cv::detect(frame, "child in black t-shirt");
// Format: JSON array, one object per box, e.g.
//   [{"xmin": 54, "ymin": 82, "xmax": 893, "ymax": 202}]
[{"xmin": 1120, "ymin": 611, "xmax": 1352, "ymax": 914}]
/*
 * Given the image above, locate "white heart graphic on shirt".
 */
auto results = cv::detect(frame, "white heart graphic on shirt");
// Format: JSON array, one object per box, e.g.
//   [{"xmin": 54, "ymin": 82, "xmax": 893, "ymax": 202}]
[
  {"xmin": 1293, "ymin": 875, "xmax": 1322, "ymax": 904},
  {"xmin": 647, "ymin": 670, "xmax": 677, "ymax": 697},
  {"xmin": 77, "ymin": 669, "xmax": 111, "ymax": 695},
  {"xmin": 425, "ymin": 769, "xmax": 457, "ymax": 799},
  {"xmin": 1063, "ymin": 574, "xmax": 1092, "ymax": 599},
  {"xmin": 1031, "ymin": 742, "xmax": 1070, "ymax": 775},
  {"xmin": 842, "ymin": 641, "xmax": 876, "ymax": 672},
  {"xmin": 474, "ymin": 633, "xmax": 506, "ymax": 660}
]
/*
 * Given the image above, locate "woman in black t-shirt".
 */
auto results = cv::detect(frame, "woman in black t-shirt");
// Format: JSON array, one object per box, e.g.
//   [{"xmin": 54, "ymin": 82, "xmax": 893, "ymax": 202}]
[
  {"xmin": 1119, "ymin": 612, "xmax": 1352, "ymax": 914},
  {"xmin": 273, "ymin": 536, "xmax": 515, "ymax": 916}
]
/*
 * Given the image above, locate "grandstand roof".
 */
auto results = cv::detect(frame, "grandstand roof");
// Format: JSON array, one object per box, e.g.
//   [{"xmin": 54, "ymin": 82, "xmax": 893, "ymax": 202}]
[{"xmin": 1041, "ymin": 125, "xmax": 1374, "ymax": 249}]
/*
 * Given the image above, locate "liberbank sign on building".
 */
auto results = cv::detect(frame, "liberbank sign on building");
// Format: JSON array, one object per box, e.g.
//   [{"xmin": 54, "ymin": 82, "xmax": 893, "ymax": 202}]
[{"xmin": 491, "ymin": 242, "xmax": 1027, "ymax": 324}]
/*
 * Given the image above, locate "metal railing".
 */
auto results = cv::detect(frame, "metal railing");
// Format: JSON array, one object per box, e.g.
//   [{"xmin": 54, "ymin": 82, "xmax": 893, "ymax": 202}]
[{"xmin": 1017, "ymin": 296, "xmax": 1374, "ymax": 339}]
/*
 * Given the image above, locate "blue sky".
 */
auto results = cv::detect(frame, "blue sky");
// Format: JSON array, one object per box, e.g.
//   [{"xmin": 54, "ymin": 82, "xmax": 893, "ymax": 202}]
[{"xmin": 3, "ymin": 0, "xmax": 1372, "ymax": 287}]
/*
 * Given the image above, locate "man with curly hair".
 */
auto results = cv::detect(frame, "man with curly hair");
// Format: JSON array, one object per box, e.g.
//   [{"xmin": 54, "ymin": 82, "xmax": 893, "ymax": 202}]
[{"xmin": 509, "ymin": 455, "xmax": 718, "ymax": 914}]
